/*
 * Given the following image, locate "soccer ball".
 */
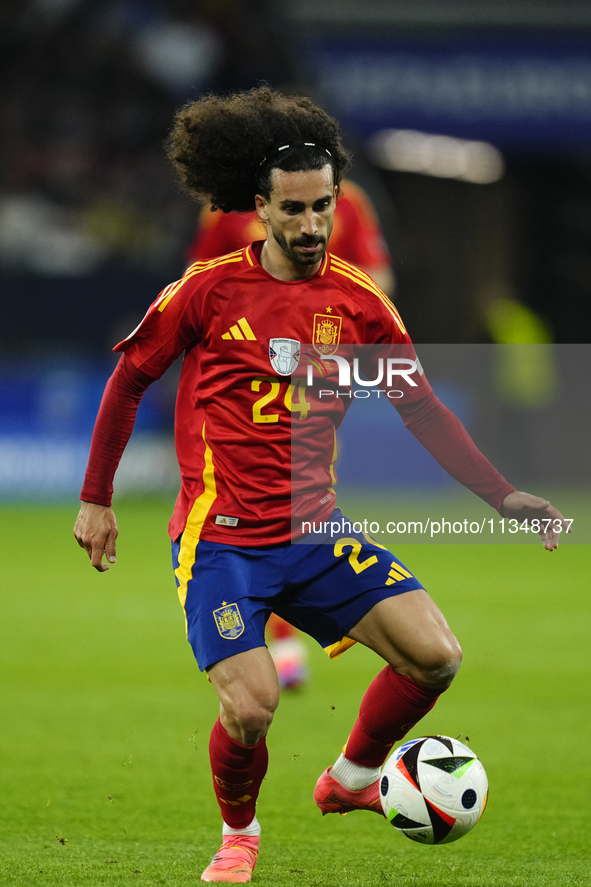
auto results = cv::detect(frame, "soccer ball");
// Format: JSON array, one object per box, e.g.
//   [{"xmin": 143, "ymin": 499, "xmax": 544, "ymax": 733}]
[{"xmin": 379, "ymin": 735, "xmax": 488, "ymax": 844}]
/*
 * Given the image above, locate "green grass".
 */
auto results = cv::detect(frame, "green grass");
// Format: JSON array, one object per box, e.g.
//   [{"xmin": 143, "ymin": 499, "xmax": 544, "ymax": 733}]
[{"xmin": 0, "ymin": 500, "xmax": 589, "ymax": 886}]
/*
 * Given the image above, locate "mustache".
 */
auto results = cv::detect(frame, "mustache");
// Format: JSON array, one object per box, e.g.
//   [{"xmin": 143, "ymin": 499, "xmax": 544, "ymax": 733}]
[{"xmin": 291, "ymin": 235, "xmax": 325, "ymax": 247}]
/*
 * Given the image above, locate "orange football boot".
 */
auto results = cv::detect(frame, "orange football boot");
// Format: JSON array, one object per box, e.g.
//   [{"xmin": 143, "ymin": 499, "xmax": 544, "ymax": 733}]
[
  {"xmin": 314, "ymin": 767, "xmax": 384, "ymax": 816},
  {"xmin": 201, "ymin": 834, "xmax": 259, "ymax": 883}
]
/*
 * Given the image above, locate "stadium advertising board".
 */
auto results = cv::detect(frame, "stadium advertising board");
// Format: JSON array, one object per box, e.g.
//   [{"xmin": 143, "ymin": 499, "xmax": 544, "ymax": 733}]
[{"xmin": 309, "ymin": 37, "xmax": 591, "ymax": 148}]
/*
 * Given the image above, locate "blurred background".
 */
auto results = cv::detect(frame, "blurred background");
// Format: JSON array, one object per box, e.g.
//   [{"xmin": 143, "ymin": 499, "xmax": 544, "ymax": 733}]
[{"xmin": 1, "ymin": 0, "xmax": 590, "ymax": 501}]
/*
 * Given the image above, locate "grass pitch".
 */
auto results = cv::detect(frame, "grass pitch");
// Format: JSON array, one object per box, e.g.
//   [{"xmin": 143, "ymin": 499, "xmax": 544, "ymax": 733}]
[{"xmin": 0, "ymin": 499, "xmax": 589, "ymax": 886}]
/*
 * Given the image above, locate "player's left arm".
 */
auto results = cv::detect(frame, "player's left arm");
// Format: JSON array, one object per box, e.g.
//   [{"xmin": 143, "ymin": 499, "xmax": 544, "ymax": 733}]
[
  {"xmin": 395, "ymin": 392, "xmax": 570, "ymax": 550},
  {"xmin": 368, "ymin": 306, "xmax": 571, "ymax": 550},
  {"xmin": 500, "ymin": 490, "xmax": 571, "ymax": 551}
]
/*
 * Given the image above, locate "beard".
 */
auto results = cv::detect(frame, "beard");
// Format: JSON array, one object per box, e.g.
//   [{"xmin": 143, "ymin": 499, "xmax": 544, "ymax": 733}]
[{"xmin": 270, "ymin": 224, "xmax": 332, "ymax": 266}]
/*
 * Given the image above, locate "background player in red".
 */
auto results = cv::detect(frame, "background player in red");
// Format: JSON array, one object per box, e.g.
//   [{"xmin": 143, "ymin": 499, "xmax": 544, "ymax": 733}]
[
  {"xmin": 186, "ymin": 175, "xmax": 395, "ymax": 690},
  {"xmin": 74, "ymin": 87, "xmax": 569, "ymax": 883}
]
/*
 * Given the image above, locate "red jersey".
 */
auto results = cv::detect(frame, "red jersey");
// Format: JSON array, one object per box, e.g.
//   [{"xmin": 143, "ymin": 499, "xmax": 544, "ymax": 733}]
[
  {"xmin": 187, "ymin": 180, "xmax": 392, "ymax": 271},
  {"xmin": 114, "ymin": 242, "xmax": 430, "ymax": 545}
]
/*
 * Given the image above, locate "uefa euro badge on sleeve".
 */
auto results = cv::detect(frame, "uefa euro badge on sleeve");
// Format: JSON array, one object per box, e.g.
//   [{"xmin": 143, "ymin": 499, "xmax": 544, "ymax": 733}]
[
  {"xmin": 269, "ymin": 338, "xmax": 300, "ymax": 375},
  {"xmin": 213, "ymin": 603, "xmax": 245, "ymax": 639}
]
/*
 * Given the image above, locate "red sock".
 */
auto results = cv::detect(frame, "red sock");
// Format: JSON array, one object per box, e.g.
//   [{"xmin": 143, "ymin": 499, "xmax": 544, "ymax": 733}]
[
  {"xmin": 344, "ymin": 666, "xmax": 442, "ymax": 768},
  {"xmin": 209, "ymin": 718, "xmax": 268, "ymax": 829}
]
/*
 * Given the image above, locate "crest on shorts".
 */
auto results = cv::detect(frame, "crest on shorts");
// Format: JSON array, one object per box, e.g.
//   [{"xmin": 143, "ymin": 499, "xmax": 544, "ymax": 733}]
[
  {"xmin": 213, "ymin": 602, "xmax": 245, "ymax": 639},
  {"xmin": 269, "ymin": 338, "xmax": 300, "ymax": 375},
  {"xmin": 313, "ymin": 313, "xmax": 342, "ymax": 355}
]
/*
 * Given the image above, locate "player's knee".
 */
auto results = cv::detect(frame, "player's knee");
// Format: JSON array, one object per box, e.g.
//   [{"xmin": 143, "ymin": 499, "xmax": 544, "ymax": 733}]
[
  {"xmin": 414, "ymin": 639, "xmax": 463, "ymax": 690},
  {"xmin": 232, "ymin": 703, "xmax": 277, "ymax": 746},
  {"xmin": 224, "ymin": 683, "xmax": 279, "ymax": 746}
]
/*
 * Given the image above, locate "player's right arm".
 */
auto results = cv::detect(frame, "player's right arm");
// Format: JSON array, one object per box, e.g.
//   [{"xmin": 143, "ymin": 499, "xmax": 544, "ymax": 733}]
[
  {"xmin": 73, "ymin": 354, "xmax": 156, "ymax": 571},
  {"xmin": 74, "ymin": 267, "xmax": 203, "ymax": 571},
  {"xmin": 74, "ymin": 501, "xmax": 119, "ymax": 572}
]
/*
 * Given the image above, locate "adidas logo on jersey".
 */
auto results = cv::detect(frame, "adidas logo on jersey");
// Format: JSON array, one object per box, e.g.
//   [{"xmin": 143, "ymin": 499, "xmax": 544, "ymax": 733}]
[{"xmin": 221, "ymin": 317, "xmax": 256, "ymax": 341}]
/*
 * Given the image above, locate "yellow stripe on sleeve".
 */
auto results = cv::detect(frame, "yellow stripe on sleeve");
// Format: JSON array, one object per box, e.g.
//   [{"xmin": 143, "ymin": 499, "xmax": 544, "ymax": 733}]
[
  {"xmin": 331, "ymin": 255, "xmax": 382, "ymax": 288},
  {"xmin": 186, "ymin": 249, "xmax": 243, "ymax": 273},
  {"xmin": 157, "ymin": 281, "xmax": 183, "ymax": 312},
  {"xmin": 331, "ymin": 264, "xmax": 383, "ymax": 299},
  {"xmin": 331, "ymin": 257, "xmax": 407, "ymax": 334},
  {"xmin": 158, "ymin": 253, "xmax": 244, "ymax": 313},
  {"xmin": 184, "ymin": 253, "xmax": 244, "ymax": 279},
  {"xmin": 331, "ymin": 255, "xmax": 380, "ymax": 288}
]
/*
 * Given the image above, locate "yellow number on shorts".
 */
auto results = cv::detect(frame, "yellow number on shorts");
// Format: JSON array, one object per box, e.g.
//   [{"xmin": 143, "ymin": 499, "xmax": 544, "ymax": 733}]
[
  {"xmin": 251, "ymin": 376, "xmax": 280, "ymax": 423},
  {"xmin": 333, "ymin": 537, "xmax": 378, "ymax": 574}
]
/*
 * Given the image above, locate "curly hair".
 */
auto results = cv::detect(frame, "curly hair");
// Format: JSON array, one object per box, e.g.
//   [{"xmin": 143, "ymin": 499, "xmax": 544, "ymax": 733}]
[{"xmin": 165, "ymin": 86, "xmax": 352, "ymax": 213}]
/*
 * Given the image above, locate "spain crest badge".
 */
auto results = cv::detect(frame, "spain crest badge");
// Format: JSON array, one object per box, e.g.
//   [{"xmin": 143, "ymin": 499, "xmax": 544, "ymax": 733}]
[
  {"xmin": 313, "ymin": 313, "xmax": 342, "ymax": 355},
  {"xmin": 213, "ymin": 602, "xmax": 245, "ymax": 639}
]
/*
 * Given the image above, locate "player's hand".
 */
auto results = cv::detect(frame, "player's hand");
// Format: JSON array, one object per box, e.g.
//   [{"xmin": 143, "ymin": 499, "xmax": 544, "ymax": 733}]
[
  {"xmin": 500, "ymin": 491, "xmax": 571, "ymax": 551},
  {"xmin": 73, "ymin": 502, "xmax": 118, "ymax": 571}
]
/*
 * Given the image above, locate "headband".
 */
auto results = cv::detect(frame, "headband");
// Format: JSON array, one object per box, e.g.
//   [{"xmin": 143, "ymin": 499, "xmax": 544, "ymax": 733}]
[{"xmin": 258, "ymin": 142, "xmax": 332, "ymax": 169}]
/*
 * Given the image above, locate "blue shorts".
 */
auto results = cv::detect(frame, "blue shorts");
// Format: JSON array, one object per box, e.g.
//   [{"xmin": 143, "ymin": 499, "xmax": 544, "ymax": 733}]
[{"xmin": 171, "ymin": 510, "xmax": 423, "ymax": 671}]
